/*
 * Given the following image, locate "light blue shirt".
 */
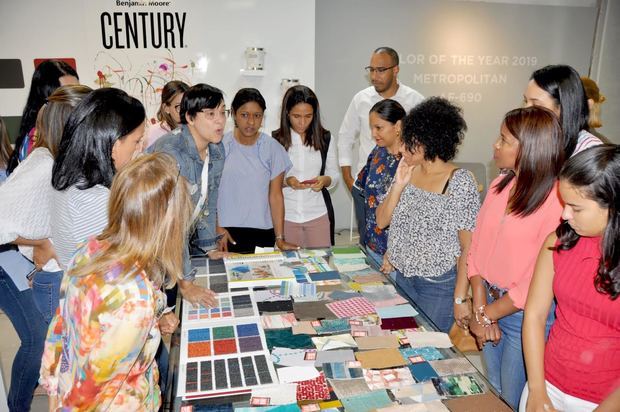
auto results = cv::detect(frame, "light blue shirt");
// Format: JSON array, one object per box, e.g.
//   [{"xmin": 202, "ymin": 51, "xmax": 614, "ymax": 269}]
[{"xmin": 218, "ymin": 132, "xmax": 291, "ymax": 229}]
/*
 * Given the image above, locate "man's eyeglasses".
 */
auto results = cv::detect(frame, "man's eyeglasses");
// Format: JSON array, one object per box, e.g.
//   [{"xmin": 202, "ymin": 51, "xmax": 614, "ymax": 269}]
[
  {"xmin": 364, "ymin": 64, "xmax": 397, "ymax": 74},
  {"xmin": 200, "ymin": 109, "xmax": 230, "ymax": 119}
]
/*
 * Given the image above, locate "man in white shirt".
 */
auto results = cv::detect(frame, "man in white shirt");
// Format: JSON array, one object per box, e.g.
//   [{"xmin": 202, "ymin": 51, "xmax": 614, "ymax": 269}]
[{"xmin": 338, "ymin": 47, "xmax": 424, "ymax": 243}]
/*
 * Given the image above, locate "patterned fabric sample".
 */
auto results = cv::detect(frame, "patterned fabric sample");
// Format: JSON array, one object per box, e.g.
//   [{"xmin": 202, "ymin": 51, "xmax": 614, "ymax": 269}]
[
  {"xmin": 363, "ymin": 367, "xmax": 415, "ymax": 390},
  {"xmin": 328, "ymin": 378, "xmax": 371, "ymax": 399},
  {"xmin": 296, "ymin": 372, "xmax": 330, "ymax": 401},
  {"xmin": 325, "ymin": 297, "xmax": 376, "ymax": 318},
  {"xmin": 261, "ymin": 313, "xmax": 298, "ymax": 330},
  {"xmin": 313, "ymin": 318, "xmax": 351, "ymax": 335},
  {"xmin": 265, "ymin": 328, "xmax": 314, "ymax": 350},
  {"xmin": 340, "ymin": 389, "xmax": 393, "ymax": 412},
  {"xmin": 322, "ymin": 361, "xmax": 363, "ymax": 380},
  {"xmin": 399, "ymin": 347, "xmax": 444, "ymax": 362}
]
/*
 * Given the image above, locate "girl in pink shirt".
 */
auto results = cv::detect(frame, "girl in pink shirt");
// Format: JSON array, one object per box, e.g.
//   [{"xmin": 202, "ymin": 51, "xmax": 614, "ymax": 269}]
[
  {"xmin": 522, "ymin": 145, "xmax": 620, "ymax": 412},
  {"xmin": 146, "ymin": 80, "xmax": 190, "ymax": 148},
  {"xmin": 467, "ymin": 107, "xmax": 565, "ymax": 409}
]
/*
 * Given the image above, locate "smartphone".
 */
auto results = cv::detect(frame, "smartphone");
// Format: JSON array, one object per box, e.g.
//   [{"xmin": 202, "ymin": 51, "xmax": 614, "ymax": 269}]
[{"xmin": 301, "ymin": 179, "xmax": 318, "ymax": 185}]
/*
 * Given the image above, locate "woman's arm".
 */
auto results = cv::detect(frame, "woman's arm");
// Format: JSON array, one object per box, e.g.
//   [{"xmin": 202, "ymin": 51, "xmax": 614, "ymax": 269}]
[
  {"xmin": 269, "ymin": 172, "xmax": 298, "ymax": 250},
  {"xmin": 12, "ymin": 236, "xmax": 57, "ymax": 269},
  {"xmin": 595, "ymin": 387, "xmax": 620, "ymax": 412},
  {"xmin": 375, "ymin": 159, "xmax": 413, "ymax": 229},
  {"xmin": 523, "ymin": 233, "xmax": 558, "ymax": 412},
  {"xmin": 453, "ymin": 230, "xmax": 473, "ymax": 328}
]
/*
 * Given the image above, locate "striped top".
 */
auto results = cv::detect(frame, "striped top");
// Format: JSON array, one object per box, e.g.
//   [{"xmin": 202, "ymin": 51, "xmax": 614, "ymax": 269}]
[
  {"xmin": 573, "ymin": 130, "xmax": 602, "ymax": 156},
  {"xmin": 51, "ymin": 185, "xmax": 109, "ymax": 268},
  {"xmin": 545, "ymin": 236, "xmax": 620, "ymax": 403}
]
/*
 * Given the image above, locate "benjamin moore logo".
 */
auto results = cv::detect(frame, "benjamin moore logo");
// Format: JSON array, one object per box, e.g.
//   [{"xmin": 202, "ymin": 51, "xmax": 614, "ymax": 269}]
[{"xmin": 100, "ymin": 1, "xmax": 186, "ymax": 49}]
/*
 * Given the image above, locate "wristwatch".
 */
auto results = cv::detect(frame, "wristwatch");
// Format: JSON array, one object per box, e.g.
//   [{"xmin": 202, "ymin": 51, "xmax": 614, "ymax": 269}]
[{"xmin": 454, "ymin": 296, "xmax": 469, "ymax": 304}]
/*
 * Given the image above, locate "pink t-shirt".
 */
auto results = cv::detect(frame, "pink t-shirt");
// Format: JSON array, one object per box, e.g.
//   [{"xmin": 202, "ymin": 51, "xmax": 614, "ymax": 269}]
[
  {"xmin": 467, "ymin": 176, "xmax": 563, "ymax": 309},
  {"xmin": 146, "ymin": 122, "xmax": 171, "ymax": 148}
]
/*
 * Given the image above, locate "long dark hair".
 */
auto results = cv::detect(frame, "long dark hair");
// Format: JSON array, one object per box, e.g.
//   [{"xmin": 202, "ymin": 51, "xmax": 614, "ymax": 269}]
[
  {"xmin": 556, "ymin": 144, "xmax": 620, "ymax": 299},
  {"xmin": 273, "ymin": 85, "xmax": 327, "ymax": 151},
  {"xmin": 52, "ymin": 88, "xmax": 145, "ymax": 191},
  {"xmin": 495, "ymin": 106, "xmax": 565, "ymax": 217},
  {"xmin": 530, "ymin": 65, "xmax": 589, "ymax": 158},
  {"xmin": 7, "ymin": 60, "xmax": 79, "ymax": 173},
  {"xmin": 157, "ymin": 80, "xmax": 190, "ymax": 129}
]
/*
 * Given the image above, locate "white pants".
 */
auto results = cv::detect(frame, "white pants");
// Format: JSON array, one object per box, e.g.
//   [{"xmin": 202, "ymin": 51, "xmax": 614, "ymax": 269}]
[{"xmin": 519, "ymin": 380, "xmax": 599, "ymax": 412}]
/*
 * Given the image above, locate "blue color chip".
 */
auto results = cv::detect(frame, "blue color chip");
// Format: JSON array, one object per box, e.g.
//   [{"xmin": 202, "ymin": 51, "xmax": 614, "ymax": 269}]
[
  {"xmin": 188, "ymin": 328, "xmax": 211, "ymax": 342},
  {"xmin": 236, "ymin": 323, "xmax": 259, "ymax": 337}
]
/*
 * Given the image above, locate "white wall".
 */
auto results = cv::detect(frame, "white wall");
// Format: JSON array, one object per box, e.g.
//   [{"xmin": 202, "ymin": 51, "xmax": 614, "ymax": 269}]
[{"xmin": 0, "ymin": 0, "xmax": 315, "ymax": 132}]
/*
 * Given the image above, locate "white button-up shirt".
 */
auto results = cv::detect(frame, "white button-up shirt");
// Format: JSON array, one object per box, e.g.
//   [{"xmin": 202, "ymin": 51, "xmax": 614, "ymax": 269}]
[
  {"xmin": 337, "ymin": 82, "xmax": 424, "ymax": 177},
  {"xmin": 283, "ymin": 130, "xmax": 339, "ymax": 223}
]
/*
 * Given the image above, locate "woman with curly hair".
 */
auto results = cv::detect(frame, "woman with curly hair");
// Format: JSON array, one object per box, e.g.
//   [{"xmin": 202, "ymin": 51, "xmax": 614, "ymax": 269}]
[{"xmin": 376, "ymin": 97, "xmax": 480, "ymax": 333}]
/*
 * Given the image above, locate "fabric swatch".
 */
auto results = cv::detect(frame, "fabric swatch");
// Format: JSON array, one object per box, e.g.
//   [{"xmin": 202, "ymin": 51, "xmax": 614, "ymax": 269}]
[
  {"xmin": 313, "ymin": 318, "xmax": 351, "ymax": 335},
  {"xmin": 326, "ymin": 297, "xmax": 376, "ymax": 318},
  {"xmin": 355, "ymin": 348, "xmax": 407, "ymax": 369},
  {"xmin": 322, "ymin": 361, "xmax": 363, "ymax": 379},
  {"xmin": 308, "ymin": 270, "xmax": 341, "ymax": 282},
  {"xmin": 311, "ymin": 334, "xmax": 358, "ymax": 351},
  {"xmin": 328, "ymin": 290, "xmax": 361, "ymax": 301},
  {"xmin": 294, "ymin": 301, "xmax": 338, "ymax": 321},
  {"xmin": 350, "ymin": 324, "xmax": 392, "ymax": 338},
  {"xmin": 271, "ymin": 347, "xmax": 317, "ymax": 367},
  {"xmin": 432, "ymin": 375, "xmax": 484, "ymax": 396},
  {"xmin": 251, "ymin": 383, "xmax": 298, "ymax": 406},
  {"xmin": 328, "ymin": 378, "xmax": 371, "ymax": 399},
  {"xmin": 277, "ymin": 366, "xmax": 320, "ymax": 383},
  {"xmin": 363, "ymin": 367, "xmax": 415, "ymax": 390},
  {"xmin": 314, "ymin": 349, "xmax": 355, "ymax": 367},
  {"xmin": 280, "ymin": 280, "xmax": 317, "ymax": 298},
  {"xmin": 442, "ymin": 392, "xmax": 512, "ymax": 411},
  {"xmin": 399, "ymin": 347, "xmax": 444, "ymax": 362},
  {"xmin": 291, "ymin": 321, "xmax": 317, "ymax": 335},
  {"xmin": 339, "ymin": 389, "xmax": 393, "ymax": 412},
  {"xmin": 261, "ymin": 313, "xmax": 298, "ymax": 329},
  {"xmin": 378, "ymin": 400, "xmax": 449, "ymax": 411},
  {"xmin": 428, "ymin": 358, "xmax": 478, "ymax": 376},
  {"xmin": 265, "ymin": 328, "xmax": 314, "ymax": 350},
  {"xmin": 296, "ymin": 372, "xmax": 330, "ymax": 401},
  {"xmin": 376, "ymin": 304, "xmax": 419, "ymax": 319},
  {"xmin": 405, "ymin": 331, "xmax": 453, "ymax": 348},
  {"xmin": 354, "ymin": 335, "xmax": 401, "ymax": 350},
  {"xmin": 380, "ymin": 316, "xmax": 418, "ymax": 330},
  {"xmin": 352, "ymin": 273, "xmax": 386, "ymax": 283},
  {"xmin": 254, "ymin": 289, "xmax": 291, "ymax": 302},
  {"xmin": 257, "ymin": 299, "xmax": 294, "ymax": 313},
  {"xmin": 392, "ymin": 382, "xmax": 442, "ymax": 402},
  {"xmin": 407, "ymin": 356, "xmax": 439, "ymax": 382}
]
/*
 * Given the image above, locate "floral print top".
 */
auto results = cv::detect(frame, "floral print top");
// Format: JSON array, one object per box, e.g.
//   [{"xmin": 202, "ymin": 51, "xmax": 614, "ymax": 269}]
[
  {"xmin": 40, "ymin": 238, "xmax": 166, "ymax": 411},
  {"xmin": 357, "ymin": 146, "xmax": 400, "ymax": 255}
]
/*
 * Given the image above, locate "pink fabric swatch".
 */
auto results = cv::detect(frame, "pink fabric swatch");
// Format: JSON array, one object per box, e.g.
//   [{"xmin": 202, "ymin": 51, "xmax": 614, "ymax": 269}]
[{"xmin": 326, "ymin": 297, "xmax": 377, "ymax": 319}]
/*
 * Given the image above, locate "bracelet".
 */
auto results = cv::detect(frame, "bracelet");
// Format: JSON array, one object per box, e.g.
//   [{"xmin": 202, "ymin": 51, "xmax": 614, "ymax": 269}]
[{"xmin": 474, "ymin": 305, "xmax": 496, "ymax": 327}]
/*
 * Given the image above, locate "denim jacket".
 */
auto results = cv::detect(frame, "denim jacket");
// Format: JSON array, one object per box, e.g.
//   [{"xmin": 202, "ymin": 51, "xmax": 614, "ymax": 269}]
[{"xmin": 147, "ymin": 125, "xmax": 225, "ymax": 278}]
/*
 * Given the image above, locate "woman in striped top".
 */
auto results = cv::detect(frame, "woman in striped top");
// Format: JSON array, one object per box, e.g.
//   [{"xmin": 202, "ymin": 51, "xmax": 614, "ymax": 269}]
[{"xmin": 523, "ymin": 64, "xmax": 602, "ymax": 157}]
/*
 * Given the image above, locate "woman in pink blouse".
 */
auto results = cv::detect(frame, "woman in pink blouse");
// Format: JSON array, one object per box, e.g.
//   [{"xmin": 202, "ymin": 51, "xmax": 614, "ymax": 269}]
[
  {"xmin": 146, "ymin": 80, "xmax": 190, "ymax": 148},
  {"xmin": 40, "ymin": 153, "xmax": 193, "ymax": 411},
  {"xmin": 467, "ymin": 106, "xmax": 564, "ymax": 409}
]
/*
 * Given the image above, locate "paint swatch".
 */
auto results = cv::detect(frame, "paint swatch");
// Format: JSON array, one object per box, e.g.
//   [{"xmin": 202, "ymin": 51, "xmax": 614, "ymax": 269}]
[
  {"xmin": 183, "ymin": 291, "xmax": 258, "ymax": 322},
  {"xmin": 187, "ymin": 322, "xmax": 264, "ymax": 358},
  {"xmin": 184, "ymin": 354, "xmax": 274, "ymax": 395}
]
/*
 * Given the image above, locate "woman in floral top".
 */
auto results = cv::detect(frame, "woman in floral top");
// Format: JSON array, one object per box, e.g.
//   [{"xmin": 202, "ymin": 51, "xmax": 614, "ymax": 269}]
[
  {"xmin": 40, "ymin": 153, "xmax": 193, "ymax": 411},
  {"xmin": 357, "ymin": 99, "xmax": 406, "ymax": 276}
]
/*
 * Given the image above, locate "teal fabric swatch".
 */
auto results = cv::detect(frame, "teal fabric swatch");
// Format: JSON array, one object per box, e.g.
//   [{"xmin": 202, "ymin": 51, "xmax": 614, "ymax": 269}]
[
  {"xmin": 399, "ymin": 346, "xmax": 444, "ymax": 362},
  {"xmin": 265, "ymin": 328, "xmax": 314, "ymax": 350},
  {"xmin": 340, "ymin": 389, "xmax": 392, "ymax": 412}
]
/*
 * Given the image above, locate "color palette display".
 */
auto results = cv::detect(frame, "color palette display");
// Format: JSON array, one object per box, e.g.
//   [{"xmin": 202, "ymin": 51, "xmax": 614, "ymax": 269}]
[
  {"xmin": 193, "ymin": 274, "xmax": 230, "ymax": 294},
  {"xmin": 183, "ymin": 292, "xmax": 258, "ymax": 322},
  {"xmin": 186, "ymin": 322, "xmax": 264, "ymax": 358},
  {"xmin": 184, "ymin": 354, "xmax": 275, "ymax": 396}
]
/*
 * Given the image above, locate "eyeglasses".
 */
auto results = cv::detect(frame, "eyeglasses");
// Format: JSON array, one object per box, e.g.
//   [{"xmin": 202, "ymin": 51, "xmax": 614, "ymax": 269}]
[
  {"xmin": 364, "ymin": 64, "xmax": 397, "ymax": 74},
  {"xmin": 200, "ymin": 108, "xmax": 230, "ymax": 119},
  {"xmin": 173, "ymin": 104, "xmax": 181, "ymax": 113},
  {"xmin": 238, "ymin": 112, "xmax": 264, "ymax": 121}
]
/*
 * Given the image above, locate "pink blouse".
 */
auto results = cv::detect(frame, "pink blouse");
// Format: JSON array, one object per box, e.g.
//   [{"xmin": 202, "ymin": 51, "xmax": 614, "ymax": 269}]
[
  {"xmin": 467, "ymin": 176, "xmax": 563, "ymax": 309},
  {"xmin": 146, "ymin": 122, "xmax": 171, "ymax": 148}
]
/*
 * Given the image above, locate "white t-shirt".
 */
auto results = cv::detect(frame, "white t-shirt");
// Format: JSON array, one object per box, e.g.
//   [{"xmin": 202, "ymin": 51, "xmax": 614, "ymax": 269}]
[
  {"xmin": 337, "ymin": 82, "xmax": 424, "ymax": 176},
  {"xmin": 283, "ymin": 130, "xmax": 339, "ymax": 223}
]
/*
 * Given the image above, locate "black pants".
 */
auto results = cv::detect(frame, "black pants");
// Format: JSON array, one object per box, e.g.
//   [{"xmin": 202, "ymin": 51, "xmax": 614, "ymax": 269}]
[{"xmin": 224, "ymin": 227, "xmax": 275, "ymax": 254}]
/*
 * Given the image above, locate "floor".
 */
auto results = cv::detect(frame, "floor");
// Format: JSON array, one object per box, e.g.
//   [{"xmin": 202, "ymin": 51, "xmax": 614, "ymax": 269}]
[{"xmin": 0, "ymin": 228, "xmax": 486, "ymax": 411}]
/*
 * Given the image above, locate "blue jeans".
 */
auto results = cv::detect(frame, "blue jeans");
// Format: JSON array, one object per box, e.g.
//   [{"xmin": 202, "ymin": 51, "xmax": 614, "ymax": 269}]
[
  {"xmin": 31, "ymin": 270, "xmax": 62, "ymax": 324},
  {"xmin": 0, "ymin": 267, "xmax": 47, "ymax": 412},
  {"xmin": 365, "ymin": 247, "xmax": 396, "ymax": 281},
  {"xmin": 394, "ymin": 267, "xmax": 456, "ymax": 333},
  {"xmin": 482, "ymin": 289, "xmax": 555, "ymax": 410},
  {"xmin": 352, "ymin": 185, "xmax": 366, "ymax": 246}
]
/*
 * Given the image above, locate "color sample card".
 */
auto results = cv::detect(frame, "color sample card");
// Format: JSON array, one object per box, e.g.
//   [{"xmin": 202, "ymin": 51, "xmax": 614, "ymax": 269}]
[
  {"xmin": 322, "ymin": 361, "xmax": 363, "ymax": 380},
  {"xmin": 408, "ymin": 356, "xmax": 439, "ymax": 382},
  {"xmin": 399, "ymin": 347, "xmax": 444, "ymax": 362},
  {"xmin": 193, "ymin": 273, "xmax": 230, "ymax": 294},
  {"xmin": 183, "ymin": 354, "xmax": 276, "ymax": 398},
  {"xmin": 363, "ymin": 367, "xmax": 415, "ymax": 390},
  {"xmin": 183, "ymin": 291, "xmax": 258, "ymax": 323},
  {"xmin": 185, "ymin": 322, "xmax": 265, "ymax": 359}
]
